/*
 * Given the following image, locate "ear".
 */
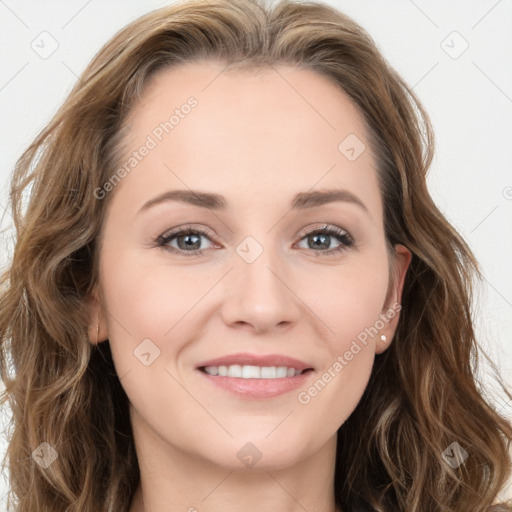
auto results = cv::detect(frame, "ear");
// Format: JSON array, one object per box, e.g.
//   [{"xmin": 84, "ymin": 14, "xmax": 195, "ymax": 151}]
[
  {"xmin": 375, "ymin": 244, "xmax": 412, "ymax": 355},
  {"xmin": 86, "ymin": 285, "xmax": 109, "ymax": 345}
]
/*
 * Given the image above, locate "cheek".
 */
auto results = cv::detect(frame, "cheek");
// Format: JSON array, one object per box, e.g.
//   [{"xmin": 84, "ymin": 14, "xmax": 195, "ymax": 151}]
[
  {"xmin": 293, "ymin": 265, "xmax": 387, "ymax": 435},
  {"xmin": 97, "ymin": 248, "xmax": 207, "ymax": 374},
  {"xmin": 100, "ymin": 245, "xmax": 214, "ymax": 336},
  {"xmin": 288, "ymin": 254, "xmax": 389, "ymax": 422},
  {"xmin": 97, "ymin": 251, "xmax": 213, "ymax": 422},
  {"xmin": 297, "ymin": 255, "xmax": 390, "ymax": 355}
]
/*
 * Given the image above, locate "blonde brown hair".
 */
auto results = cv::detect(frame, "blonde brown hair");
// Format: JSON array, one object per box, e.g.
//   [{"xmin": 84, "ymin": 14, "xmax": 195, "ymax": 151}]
[{"xmin": 1, "ymin": 0, "xmax": 511, "ymax": 510}]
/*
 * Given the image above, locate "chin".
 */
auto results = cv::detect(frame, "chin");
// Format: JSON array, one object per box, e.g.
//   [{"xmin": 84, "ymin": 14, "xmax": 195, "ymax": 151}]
[{"xmin": 196, "ymin": 430, "xmax": 319, "ymax": 472}]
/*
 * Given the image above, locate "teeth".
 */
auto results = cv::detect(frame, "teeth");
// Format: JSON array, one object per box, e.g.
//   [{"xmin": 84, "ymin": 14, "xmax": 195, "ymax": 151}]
[
  {"xmin": 203, "ymin": 365, "xmax": 305, "ymax": 379},
  {"xmin": 276, "ymin": 366, "xmax": 288, "ymax": 378},
  {"xmin": 227, "ymin": 364, "xmax": 242, "ymax": 378},
  {"xmin": 242, "ymin": 365, "xmax": 261, "ymax": 378},
  {"xmin": 261, "ymin": 366, "xmax": 276, "ymax": 378}
]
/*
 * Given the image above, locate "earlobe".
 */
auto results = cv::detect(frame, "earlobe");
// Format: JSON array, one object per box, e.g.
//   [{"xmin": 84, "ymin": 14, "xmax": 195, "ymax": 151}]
[
  {"xmin": 375, "ymin": 244, "xmax": 412, "ymax": 354},
  {"xmin": 87, "ymin": 323, "xmax": 100, "ymax": 345},
  {"xmin": 86, "ymin": 287, "xmax": 108, "ymax": 345}
]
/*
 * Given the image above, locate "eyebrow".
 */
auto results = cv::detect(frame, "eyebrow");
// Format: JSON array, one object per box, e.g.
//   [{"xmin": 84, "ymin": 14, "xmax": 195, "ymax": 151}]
[{"xmin": 137, "ymin": 189, "xmax": 369, "ymax": 214}]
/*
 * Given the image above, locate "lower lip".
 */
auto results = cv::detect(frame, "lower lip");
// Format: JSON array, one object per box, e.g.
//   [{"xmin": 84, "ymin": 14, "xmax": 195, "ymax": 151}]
[{"xmin": 197, "ymin": 369, "xmax": 314, "ymax": 399}]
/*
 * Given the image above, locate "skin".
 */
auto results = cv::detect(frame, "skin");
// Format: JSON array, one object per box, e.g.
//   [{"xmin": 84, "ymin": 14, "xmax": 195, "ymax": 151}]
[{"xmin": 87, "ymin": 61, "xmax": 411, "ymax": 512}]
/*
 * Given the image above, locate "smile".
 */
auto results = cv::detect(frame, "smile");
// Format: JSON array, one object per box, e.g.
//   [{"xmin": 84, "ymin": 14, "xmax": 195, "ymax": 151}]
[
  {"xmin": 197, "ymin": 365, "xmax": 314, "ymax": 399},
  {"xmin": 201, "ymin": 364, "xmax": 309, "ymax": 379}
]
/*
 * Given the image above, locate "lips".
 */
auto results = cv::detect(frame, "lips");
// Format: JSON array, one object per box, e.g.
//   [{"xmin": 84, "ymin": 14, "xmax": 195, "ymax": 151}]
[
  {"xmin": 195, "ymin": 353, "xmax": 314, "ymax": 399},
  {"xmin": 196, "ymin": 352, "xmax": 314, "ymax": 371},
  {"xmin": 195, "ymin": 352, "xmax": 316, "ymax": 399}
]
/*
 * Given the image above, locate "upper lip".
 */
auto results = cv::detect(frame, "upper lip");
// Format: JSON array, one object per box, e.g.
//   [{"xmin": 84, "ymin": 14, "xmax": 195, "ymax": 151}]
[{"xmin": 196, "ymin": 352, "xmax": 314, "ymax": 371}]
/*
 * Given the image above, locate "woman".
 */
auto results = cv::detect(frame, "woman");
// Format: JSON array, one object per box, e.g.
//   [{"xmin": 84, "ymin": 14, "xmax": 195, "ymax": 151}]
[{"xmin": 0, "ymin": 0, "xmax": 510, "ymax": 510}]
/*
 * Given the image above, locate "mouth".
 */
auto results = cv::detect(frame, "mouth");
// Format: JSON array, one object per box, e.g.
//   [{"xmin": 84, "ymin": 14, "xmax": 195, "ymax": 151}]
[
  {"xmin": 195, "ymin": 353, "xmax": 315, "ymax": 399},
  {"xmin": 198, "ymin": 364, "xmax": 313, "ymax": 379}
]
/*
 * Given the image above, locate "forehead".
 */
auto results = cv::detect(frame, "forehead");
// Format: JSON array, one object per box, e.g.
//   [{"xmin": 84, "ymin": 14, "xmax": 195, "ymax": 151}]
[
  {"xmin": 113, "ymin": 60, "xmax": 381, "ymax": 220},
  {"xmin": 126, "ymin": 60, "xmax": 370, "ymax": 143}
]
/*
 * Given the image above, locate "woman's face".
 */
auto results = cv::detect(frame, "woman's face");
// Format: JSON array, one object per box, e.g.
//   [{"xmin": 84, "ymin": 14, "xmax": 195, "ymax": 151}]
[{"xmin": 89, "ymin": 61, "xmax": 410, "ymax": 470}]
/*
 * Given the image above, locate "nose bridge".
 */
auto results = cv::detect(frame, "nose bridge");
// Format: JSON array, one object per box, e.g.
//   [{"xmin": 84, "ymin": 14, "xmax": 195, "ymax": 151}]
[
  {"xmin": 221, "ymin": 232, "xmax": 300, "ymax": 331},
  {"xmin": 236, "ymin": 232, "xmax": 287, "ymax": 302}
]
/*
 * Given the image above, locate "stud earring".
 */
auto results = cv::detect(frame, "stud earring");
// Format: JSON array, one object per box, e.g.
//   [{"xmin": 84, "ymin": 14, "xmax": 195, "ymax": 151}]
[{"xmin": 380, "ymin": 334, "xmax": 387, "ymax": 342}]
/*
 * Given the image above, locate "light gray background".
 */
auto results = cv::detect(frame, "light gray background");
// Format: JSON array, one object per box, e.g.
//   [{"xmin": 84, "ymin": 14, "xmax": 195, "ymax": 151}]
[{"xmin": 1, "ymin": 0, "xmax": 511, "ymax": 506}]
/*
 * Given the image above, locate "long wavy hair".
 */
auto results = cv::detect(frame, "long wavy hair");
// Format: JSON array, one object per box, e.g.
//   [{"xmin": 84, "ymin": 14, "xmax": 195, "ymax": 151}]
[{"xmin": 0, "ymin": 0, "xmax": 510, "ymax": 510}]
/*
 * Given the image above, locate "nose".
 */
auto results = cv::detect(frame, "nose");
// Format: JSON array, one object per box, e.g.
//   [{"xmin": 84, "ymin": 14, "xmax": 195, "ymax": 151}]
[{"xmin": 220, "ymin": 243, "xmax": 301, "ymax": 334}]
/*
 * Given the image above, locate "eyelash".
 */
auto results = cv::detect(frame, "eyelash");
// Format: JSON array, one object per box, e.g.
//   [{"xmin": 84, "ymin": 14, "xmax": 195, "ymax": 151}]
[
  {"xmin": 156, "ymin": 225, "xmax": 354, "ymax": 257},
  {"xmin": 156, "ymin": 224, "xmax": 355, "ymax": 258}
]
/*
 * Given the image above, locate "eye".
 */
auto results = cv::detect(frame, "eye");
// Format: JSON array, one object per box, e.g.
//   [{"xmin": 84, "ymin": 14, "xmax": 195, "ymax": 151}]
[
  {"xmin": 295, "ymin": 224, "xmax": 354, "ymax": 255},
  {"xmin": 156, "ymin": 223, "xmax": 355, "ymax": 257},
  {"xmin": 156, "ymin": 225, "xmax": 217, "ymax": 257}
]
